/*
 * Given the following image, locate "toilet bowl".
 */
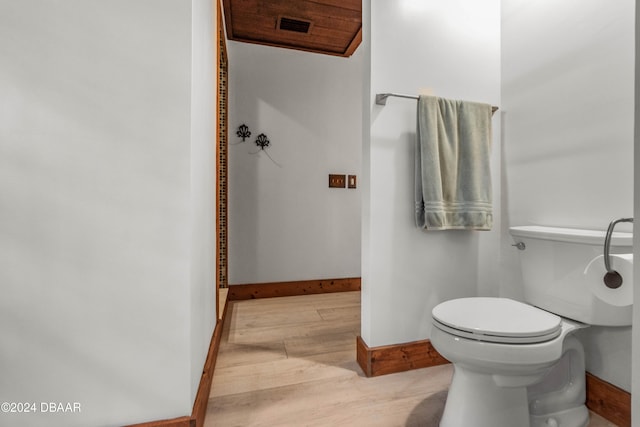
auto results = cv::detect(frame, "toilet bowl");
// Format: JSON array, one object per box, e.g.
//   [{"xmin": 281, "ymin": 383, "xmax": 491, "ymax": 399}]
[
  {"xmin": 431, "ymin": 297, "xmax": 588, "ymax": 427},
  {"xmin": 429, "ymin": 225, "xmax": 633, "ymax": 427}
]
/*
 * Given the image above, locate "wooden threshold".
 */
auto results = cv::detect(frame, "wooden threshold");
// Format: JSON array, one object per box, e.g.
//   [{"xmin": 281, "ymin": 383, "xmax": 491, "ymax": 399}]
[
  {"xmin": 228, "ymin": 277, "xmax": 361, "ymax": 300},
  {"xmin": 356, "ymin": 335, "xmax": 449, "ymax": 377}
]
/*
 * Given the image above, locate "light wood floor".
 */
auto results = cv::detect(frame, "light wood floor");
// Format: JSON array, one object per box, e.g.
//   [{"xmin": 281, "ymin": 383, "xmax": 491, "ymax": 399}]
[{"xmin": 205, "ymin": 291, "xmax": 618, "ymax": 427}]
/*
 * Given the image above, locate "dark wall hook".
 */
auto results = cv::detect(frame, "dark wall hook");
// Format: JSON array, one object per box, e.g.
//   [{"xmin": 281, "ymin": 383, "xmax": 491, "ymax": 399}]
[
  {"xmin": 255, "ymin": 133, "xmax": 270, "ymax": 150},
  {"xmin": 236, "ymin": 124, "xmax": 251, "ymax": 141}
]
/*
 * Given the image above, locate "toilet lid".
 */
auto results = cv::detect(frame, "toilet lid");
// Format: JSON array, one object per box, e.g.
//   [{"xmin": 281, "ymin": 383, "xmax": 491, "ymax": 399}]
[{"xmin": 432, "ymin": 297, "xmax": 562, "ymax": 344}]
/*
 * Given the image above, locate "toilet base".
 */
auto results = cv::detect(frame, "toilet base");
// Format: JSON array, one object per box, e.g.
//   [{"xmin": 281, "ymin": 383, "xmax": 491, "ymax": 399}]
[
  {"xmin": 528, "ymin": 335, "xmax": 589, "ymax": 427},
  {"xmin": 530, "ymin": 405, "xmax": 589, "ymax": 427},
  {"xmin": 436, "ymin": 333, "xmax": 590, "ymax": 427},
  {"xmin": 439, "ymin": 365, "xmax": 589, "ymax": 427},
  {"xmin": 439, "ymin": 367, "xmax": 533, "ymax": 427}
]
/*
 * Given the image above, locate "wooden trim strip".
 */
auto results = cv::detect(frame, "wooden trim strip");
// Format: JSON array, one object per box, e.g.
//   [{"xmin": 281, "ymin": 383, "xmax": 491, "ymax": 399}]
[
  {"xmin": 228, "ymin": 277, "xmax": 361, "ymax": 300},
  {"xmin": 125, "ymin": 416, "xmax": 192, "ymax": 427},
  {"xmin": 190, "ymin": 297, "xmax": 228, "ymax": 427},
  {"xmin": 129, "ymin": 277, "xmax": 356, "ymax": 425},
  {"xmin": 127, "ymin": 291, "xmax": 230, "ymax": 427},
  {"xmin": 586, "ymin": 372, "xmax": 631, "ymax": 427},
  {"xmin": 356, "ymin": 336, "xmax": 373, "ymax": 376},
  {"xmin": 356, "ymin": 336, "xmax": 449, "ymax": 377},
  {"xmin": 128, "ymin": 417, "xmax": 192, "ymax": 427},
  {"xmin": 216, "ymin": 0, "xmax": 229, "ymax": 290},
  {"xmin": 357, "ymin": 336, "xmax": 629, "ymax": 426},
  {"xmin": 343, "ymin": 26, "xmax": 362, "ymax": 57}
]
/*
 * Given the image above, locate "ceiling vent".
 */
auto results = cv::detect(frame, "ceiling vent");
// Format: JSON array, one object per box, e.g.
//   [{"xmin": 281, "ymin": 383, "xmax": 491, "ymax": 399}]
[{"xmin": 278, "ymin": 16, "xmax": 312, "ymax": 34}]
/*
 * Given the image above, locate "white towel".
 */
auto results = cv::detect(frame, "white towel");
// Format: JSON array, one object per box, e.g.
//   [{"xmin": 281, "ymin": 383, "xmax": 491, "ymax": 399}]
[{"xmin": 415, "ymin": 96, "xmax": 493, "ymax": 230}]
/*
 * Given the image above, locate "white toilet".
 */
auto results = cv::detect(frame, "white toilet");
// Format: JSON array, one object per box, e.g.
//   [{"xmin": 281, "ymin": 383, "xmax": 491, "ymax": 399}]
[{"xmin": 430, "ymin": 226, "xmax": 633, "ymax": 427}]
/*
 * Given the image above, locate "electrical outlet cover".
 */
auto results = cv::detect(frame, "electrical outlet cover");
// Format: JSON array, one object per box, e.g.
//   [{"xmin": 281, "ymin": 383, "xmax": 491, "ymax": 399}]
[{"xmin": 329, "ymin": 174, "xmax": 346, "ymax": 188}]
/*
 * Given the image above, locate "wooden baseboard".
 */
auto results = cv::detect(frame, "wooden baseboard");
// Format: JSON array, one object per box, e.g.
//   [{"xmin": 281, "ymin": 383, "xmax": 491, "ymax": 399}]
[
  {"xmin": 228, "ymin": 277, "xmax": 361, "ymax": 300},
  {"xmin": 190, "ymin": 294, "xmax": 229, "ymax": 427},
  {"xmin": 127, "ymin": 295, "xmax": 230, "ymax": 427},
  {"xmin": 128, "ymin": 291, "xmax": 629, "ymax": 427},
  {"xmin": 357, "ymin": 336, "xmax": 630, "ymax": 426},
  {"xmin": 356, "ymin": 336, "xmax": 449, "ymax": 377},
  {"xmin": 125, "ymin": 416, "xmax": 192, "ymax": 427},
  {"xmin": 586, "ymin": 372, "xmax": 631, "ymax": 427}
]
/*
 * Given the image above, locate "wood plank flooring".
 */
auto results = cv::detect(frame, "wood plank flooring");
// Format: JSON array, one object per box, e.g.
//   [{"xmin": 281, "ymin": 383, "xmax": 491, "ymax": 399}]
[{"xmin": 205, "ymin": 291, "xmax": 618, "ymax": 427}]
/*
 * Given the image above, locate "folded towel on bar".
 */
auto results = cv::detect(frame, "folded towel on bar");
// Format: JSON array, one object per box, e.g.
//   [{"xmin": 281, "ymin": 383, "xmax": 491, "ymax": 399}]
[{"xmin": 415, "ymin": 95, "xmax": 493, "ymax": 230}]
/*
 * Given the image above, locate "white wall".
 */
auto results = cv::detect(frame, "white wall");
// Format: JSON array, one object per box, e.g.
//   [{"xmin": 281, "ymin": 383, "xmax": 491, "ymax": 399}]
[
  {"xmin": 501, "ymin": 0, "xmax": 635, "ymax": 391},
  {"xmin": 362, "ymin": 0, "xmax": 501, "ymax": 347},
  {"xmin": 190, "ymin": 0, "xmax": 218, "ymax": 403},
  {"xmin": 0, "ymin": 1, "xmax": 217, "ymax": 425},
  {"xmin": 633, "ymin": 0, "xmax": 640, "ymax": 417},
  {"xmin": 227, "ymin": 42, "xmax": 363, "ymax": 285}
]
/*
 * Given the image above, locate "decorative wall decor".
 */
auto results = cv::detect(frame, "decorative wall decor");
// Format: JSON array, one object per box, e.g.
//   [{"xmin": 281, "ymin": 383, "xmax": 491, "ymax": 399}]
[
  {"xmin": 247, "ymin": 132, "xmax": 280, "ymax": 167},
  {"xmin": 233, "ymin": 124, "xmax": 280, "ymax": 166},
  {"xmin": 236, "ymin": 123, "xmax": 251, "ymax": 141},
  {"xmin": 255, "ymin": 133, "xmax": 270, "ymax": 150}
]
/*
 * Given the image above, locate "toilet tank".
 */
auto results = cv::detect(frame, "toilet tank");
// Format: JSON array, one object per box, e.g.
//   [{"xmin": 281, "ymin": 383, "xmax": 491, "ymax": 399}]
[{"xmin": 510, "ymin": 226, "xmax": 633, "ymax": 326}]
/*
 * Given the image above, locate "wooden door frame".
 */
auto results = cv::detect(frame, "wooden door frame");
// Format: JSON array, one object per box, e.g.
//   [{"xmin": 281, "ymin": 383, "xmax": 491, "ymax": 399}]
[{"xmin": 216, "ymin": 0, "xmax": 229, "ymax": 296}]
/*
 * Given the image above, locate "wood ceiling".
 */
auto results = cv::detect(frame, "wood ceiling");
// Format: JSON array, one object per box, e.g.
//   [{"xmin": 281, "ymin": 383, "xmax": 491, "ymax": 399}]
[{"xmin": 222, "ymin": 0, "xmax": 362, "ymax": 57}]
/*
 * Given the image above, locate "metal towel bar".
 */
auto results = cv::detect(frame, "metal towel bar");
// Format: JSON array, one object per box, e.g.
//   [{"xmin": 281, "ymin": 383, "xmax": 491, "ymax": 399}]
[{"xmin": 375, "ymin": 92, "xmax": 499, "ymax": 113}]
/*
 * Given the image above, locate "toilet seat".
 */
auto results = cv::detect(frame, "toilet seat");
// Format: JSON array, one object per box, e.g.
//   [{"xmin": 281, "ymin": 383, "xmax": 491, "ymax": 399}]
[{"xmin": 432, "ymin": 297, "xmax": 562, "ymax": 344}]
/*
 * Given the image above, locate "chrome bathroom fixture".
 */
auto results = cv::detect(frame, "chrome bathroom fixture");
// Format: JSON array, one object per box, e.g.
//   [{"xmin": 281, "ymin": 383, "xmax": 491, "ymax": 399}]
[
  {"xmin": 512, "ymin": 242, "xmax": 526, "ymax": 250},
  {"xmin": 375, "ymin": 92, "xmax": 499, "ymax": 113},
  {"xmin": 603, "ymin": 217, "xmax": 634, "ymax": 289}
]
